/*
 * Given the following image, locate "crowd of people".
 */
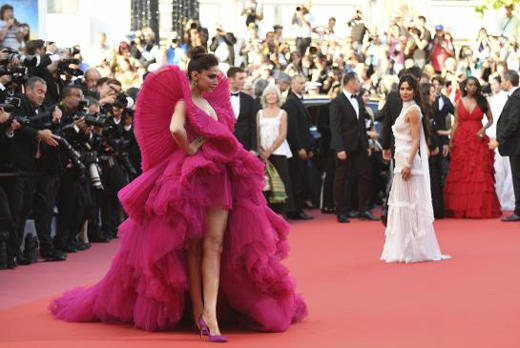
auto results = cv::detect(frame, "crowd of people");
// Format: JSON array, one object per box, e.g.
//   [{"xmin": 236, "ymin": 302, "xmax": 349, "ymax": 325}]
[{"xmin": 1, "ymin": 2, "xmax": 520, "ymax": 270}]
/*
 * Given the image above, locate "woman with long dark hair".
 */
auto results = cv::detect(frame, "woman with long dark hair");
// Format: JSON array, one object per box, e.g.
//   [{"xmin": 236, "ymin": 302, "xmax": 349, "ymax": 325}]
[
  {"xmin": 444, "ymin": 76, "xmax": 501, "ymax": 218},
  {"xmin": 381, "ymin": 74, "xmax": 449, "ymax": 263},
  {"xmin": 49, "ymin": 47, "xmax": 307, "ymax": 342},
  {"xmin": 421, "ymin": 83, "xmax": 444, "ymax": 218}
]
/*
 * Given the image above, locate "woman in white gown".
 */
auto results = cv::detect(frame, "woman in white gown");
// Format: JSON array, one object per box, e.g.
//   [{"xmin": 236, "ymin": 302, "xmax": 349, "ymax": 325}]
[
  {"xmin": 487, "ymin": 76, "xmax": 515, "ymax": 211},
  {"xmin": 381, "ymin": 75, "xmax": 450, "ymax": 263}
]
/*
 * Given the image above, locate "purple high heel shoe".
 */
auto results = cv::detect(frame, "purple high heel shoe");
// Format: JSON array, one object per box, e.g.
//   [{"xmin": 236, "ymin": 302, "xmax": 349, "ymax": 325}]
[{"xmin": 198, "ymin": 315, "xmax": 228, "ymax": 343}]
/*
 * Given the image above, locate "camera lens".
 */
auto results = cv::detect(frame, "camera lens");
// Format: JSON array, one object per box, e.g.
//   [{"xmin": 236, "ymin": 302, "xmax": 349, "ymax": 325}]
[
  {"xmin": 296, "ymin": 7, "xmax": 301, "ymax": 11},
  {"xmin": 190, "ymin": 22, "xmax": 198, "ymax": 29}
]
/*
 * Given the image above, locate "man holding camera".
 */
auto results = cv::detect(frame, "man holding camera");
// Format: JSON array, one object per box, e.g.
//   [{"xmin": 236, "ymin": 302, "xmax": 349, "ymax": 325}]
[
  {"xmin": 54, "ymin": 85, "xmax": 93, "ymax": 252},
  {"xmin": 0, "ymin": 104, "xmax": 21, "ymax": 268},
  {"xmin": 292, "ymin": 5, "xmax": 314, "ymax": 57},
  {"xmin": 11, "ymin": 76, "xmax": 66, "ymax": 262}
]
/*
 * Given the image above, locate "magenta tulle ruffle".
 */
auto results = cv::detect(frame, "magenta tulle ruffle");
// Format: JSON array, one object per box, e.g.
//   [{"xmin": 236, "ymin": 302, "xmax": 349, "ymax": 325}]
[{"xmin": 48, "ymin": 65, "xmax": 308, "ymax": 333}]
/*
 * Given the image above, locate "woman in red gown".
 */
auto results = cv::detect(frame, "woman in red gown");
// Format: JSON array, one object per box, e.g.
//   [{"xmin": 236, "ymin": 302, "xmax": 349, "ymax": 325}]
[
  {"xmin": 444, "ymin": 76, "xmax": 501, "ymax": 218},
  {"xmin": 49, "ymin": 47, "xmax": 307, "ymax": 342}
]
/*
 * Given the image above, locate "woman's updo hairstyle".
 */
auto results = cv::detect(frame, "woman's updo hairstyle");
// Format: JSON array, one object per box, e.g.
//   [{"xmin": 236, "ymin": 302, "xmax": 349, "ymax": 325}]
[{"xmin": 187, "ymin": 46, "xmax": 219, "ymax": 80}]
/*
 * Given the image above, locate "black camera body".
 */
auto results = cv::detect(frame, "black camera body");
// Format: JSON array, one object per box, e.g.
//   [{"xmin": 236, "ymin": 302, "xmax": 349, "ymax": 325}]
[
  {"xmin": 0, "ymin": 48, "xmax": 38, "ymax": 67},
  {"xmin": 84, "ymin": 113, "xmax": 108, "ymax": 128}
]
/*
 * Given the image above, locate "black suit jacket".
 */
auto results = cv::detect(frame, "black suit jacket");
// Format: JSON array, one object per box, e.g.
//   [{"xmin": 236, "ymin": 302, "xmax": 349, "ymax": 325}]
[
  {"xmin": 283, "ymin": 92, "xmax": 313, "ymax": 154},
  {"xmin": 433, "ymin": 94, "xmax": 454, "ymax": 147},
  {"xmin": 316, "ymin": 103, "xmax": 332, "ymax": 155},
  {"xmin": 329, "ymin": 92, "xmax": 369, "ymax": 153},
  {"xmin": 381, "ymin": 91, "xmax": 402, "ymax": 152},
  {"xmin": 30, "ymin": 54, "xmax": 62, "ymax": 108},
  {"xmin": 11, "ymin": 94, "xmax": 55, "ymax": 172},
  {"xmin": 497, "ymin": 88, "xmax": 520, "ymax": 156},
  {"xmin": 233, "ymin": 92, "xmax": 256, "ymax": 151}
]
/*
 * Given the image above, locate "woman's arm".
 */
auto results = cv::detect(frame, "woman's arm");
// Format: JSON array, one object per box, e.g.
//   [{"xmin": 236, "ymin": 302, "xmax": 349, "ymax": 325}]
[
  {"xmin": 402, "ymin": 107, "xmax": 421, "ymax": 180},
  {"xmin": 267, "ymin": 111, "xmax": 288, "ymax": 154},
  {"xmin": 449, "ymin": 105, "xmax": 458, "ymax": 146},
  {"xmin": 170, "ymin": 100, "xmax": 203, "ymax": 155},
  {"xmin": 478, "ymin": 104, "xmax": 493, "ymax": 139},
  {"xmin": 256, "ymin": 110, "xmax": 263, "ymax": 154}
]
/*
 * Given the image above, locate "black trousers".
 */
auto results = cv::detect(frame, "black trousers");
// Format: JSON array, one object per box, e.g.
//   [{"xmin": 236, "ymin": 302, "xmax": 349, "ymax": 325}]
[
  {"xmin": 14, "ymin": 173, "xmax": 37, "ymax": 251},
  {"xmin": 34, "ymin": 173, "xmax": 61, "ymax": 250},
  {"xmin": 287, "ymin": 156, "xmax": 305, "ymax": 213},
  {"xmin": 268, "ymin": 154, "xmax": 296, "ymax": 213},
  {"xmin": 333, "ymin": 149, "xmax": 372, "ymax": 214},
  {"xmin": 429, "ymin": 154, "xmax": 444, "ymax": 219},
  {"xmin": 321, "ymin": 151, "xmax": 336, "ymax": 210},
  {"xmin": 0, "ymin": 183, "xmax": 17, "ymax": 257},
  {"xmin": 100, "ymin": 163, "xmax": 127, "ymax": 234},
  {"xmin": 295, "ymin": 37, "xmax": 311, "ymax": 57},
  {"xmin": 56, "ymin": 172, "xmax": 81, "ymax": 247},
  {"xmin": 509, "ymin": 155, "xmax": 520, "ymax": 216}
]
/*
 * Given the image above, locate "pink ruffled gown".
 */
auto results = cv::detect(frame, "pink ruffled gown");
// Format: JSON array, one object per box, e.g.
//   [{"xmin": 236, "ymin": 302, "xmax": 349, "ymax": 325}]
[{"xmin": 49, "ymin": 65, "xmax": 308, "ymax": 332}]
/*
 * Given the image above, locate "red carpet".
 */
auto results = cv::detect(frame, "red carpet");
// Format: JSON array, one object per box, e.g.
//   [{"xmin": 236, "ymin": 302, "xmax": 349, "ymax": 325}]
[{"xmin": 1, "ymin": 213, "xmax": 520, "ymax": 348}]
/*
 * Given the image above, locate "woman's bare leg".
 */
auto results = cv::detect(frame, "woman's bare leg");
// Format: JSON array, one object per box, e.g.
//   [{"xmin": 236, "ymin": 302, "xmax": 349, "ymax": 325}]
[
  {"xmin": 187, "ymin": 238, "xmax": 204, "ymax": 326},
  {"xmin": 201, "ymin": 207, "xmax": 229, "ymax": 336}
]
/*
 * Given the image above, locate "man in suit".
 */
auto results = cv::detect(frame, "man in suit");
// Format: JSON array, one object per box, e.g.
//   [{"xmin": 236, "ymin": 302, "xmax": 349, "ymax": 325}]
[
  {"xmin": 11, "ymin": 76, "xmax": 66, "ymax": 262},
  {"xmin": 283, "ymin": 75, "xmax": 313, "ymax": 220},
  {"xmin": 490, "ymin": 69, "xmax": 520, "ymax": 222},
  {"xmin": 227, "ymin": 67, "xmax": 257, "ymax": 151},
  {"xmin": 432, "ymin": 75, "xmax": 454, "ymax": 158},
  {"xmin": 330, "ymin": 72, "xmax": 379, "ymax": 223}
]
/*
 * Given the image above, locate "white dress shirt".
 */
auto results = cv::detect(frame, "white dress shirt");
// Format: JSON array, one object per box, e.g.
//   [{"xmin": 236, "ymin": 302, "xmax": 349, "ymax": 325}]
[
  {"xmin": 343, "ymin": 89, "xmax": 359, "ymax": 119},
  {"xmin": 230, "ymin": 91, "xmax": 240, "ymax": 119}
]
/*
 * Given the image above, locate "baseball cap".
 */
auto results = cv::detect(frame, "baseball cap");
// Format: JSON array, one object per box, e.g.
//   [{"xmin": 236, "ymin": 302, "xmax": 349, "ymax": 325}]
[{"xmin": 435, "ymin": 24, "xmax": 444, "ymax": 31}]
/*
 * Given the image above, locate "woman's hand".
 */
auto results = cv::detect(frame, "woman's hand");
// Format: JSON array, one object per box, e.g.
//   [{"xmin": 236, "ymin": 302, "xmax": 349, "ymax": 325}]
[
  {"xmin": 476, "ymin": 128, "xmax": 485, "ymax": 140},
  {"xmin": 401, "ymin": 165, "xmax": 411, "ymax": 181},
  {"xmin": 186, "ymin": 137, "xmax": 205, "ymax": 155},
  {"xmin": 260, "ymin": 149, "xmax": 272, "ymax": 161}
]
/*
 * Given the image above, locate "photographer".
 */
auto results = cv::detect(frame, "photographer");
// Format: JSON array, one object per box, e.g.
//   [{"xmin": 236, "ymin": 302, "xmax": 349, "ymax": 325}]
[
  {"xmin": 0, "ymin": 5, "xmax": 24, "ymax": 52},
  {"xmin": 11, "ymin": 76, "xmax": 66, "ymax": 262},
  {"xmin": 292, "ymin": 5, "xmax": 314, "ymax": 57},
  {"xmin": 82, "ymin": 67, "xmax": 101, "ymax": 98},
  {"xmin": 0, "ymin": 104, "xmax": 21, "ymax": 269},
  {"xmin": 54, "ymin": 85, "xmax": 92, "ymax": 252},
  {"xmin": 209, "ymin": 24, "xmax": 237, "ymax": 68},
  {"xmin": 96, "ymin": 77, "xmax": 122, "ymax": 110},
  {"xmin": 406, "ymin": 16, "xmax": 431, "ymax": 68},
  {"xmin": 241, "ymin": 0, "xmax": 263, "ymax": 27}
]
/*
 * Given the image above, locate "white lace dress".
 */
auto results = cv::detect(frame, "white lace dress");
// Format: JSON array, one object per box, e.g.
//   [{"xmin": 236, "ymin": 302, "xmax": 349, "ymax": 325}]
[{"xmin": 381, "ymin": 101, "xmax": 450, "ymax": 263}]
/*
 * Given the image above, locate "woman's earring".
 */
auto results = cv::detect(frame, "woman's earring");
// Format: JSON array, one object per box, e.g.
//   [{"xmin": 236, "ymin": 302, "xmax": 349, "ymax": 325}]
[{"xmin": 193, "ymin": 80, "xmax": 198, "ymax": 86}]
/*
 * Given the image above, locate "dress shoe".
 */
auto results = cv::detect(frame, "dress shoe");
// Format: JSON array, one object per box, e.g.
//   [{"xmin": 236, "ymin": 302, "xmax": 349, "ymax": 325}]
[
  {"xmin": 502, "ymin": 214, "xmax": 520, "ymax": 222},
  {"xmin": 381, "ymin": 208, "xmax": 388, "ymax": 227},
  {"xmin": 336, "ymin": 214, "xmax": 350, "ymax": 223},
  {"xmin": 89, "ymin": 231, "xmax": 112, "ymax": 243},
  {"xmin": 321, "ymin": 207, "xmax": 335, "ymax": 214},
  {"xmin": 40, "ymin": 247, "xmax": 67, "ymax": 262},
  {"xmin": 55, "ymin": 242, "xmax": 77, "ymax": 253},
  {"xmin": 359, "ymin": 211, "xmax": 381, "ymax": 221},
  {"xmin": 287, "ymin": 212, "xmax": 314, "ymax": 220},
  {"xmin": 21, "ymin": 235, "xmax": 39, "ymax": 265},
  {"xmin": 70, "ymin": 239, "xmax": 89, "ymax": 251},
  {"xmin": 348, "ymin": 211, "xmax": 360, "ymax": 219}
]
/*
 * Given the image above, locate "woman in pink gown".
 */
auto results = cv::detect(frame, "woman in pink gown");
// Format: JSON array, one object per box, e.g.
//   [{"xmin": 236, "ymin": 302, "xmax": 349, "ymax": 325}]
[{"xmin": 49, "ymin": 47, "xmax": 307, "ymax": 342}]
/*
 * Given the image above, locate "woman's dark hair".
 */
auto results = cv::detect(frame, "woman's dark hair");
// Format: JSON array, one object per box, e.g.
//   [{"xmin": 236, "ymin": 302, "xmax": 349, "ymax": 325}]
[
  {"xmin": 187, "ymin": 46, "xmax": 218, "ymax": 81},
  {"xmin": 420, "ymin": 82, "xmax": 434, "ymax": 120},
  {"xmin": 462, "ymin": 76, "xmax": 489, "ymax": 113},
  {"xmin": 398, "ymin": 74, "xmax": 431, "ymax": 144}
]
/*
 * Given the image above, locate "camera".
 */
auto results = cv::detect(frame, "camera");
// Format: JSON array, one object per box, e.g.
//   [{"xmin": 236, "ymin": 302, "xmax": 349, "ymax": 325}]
[
  {"xmin": 84, "ymin": 153, "xmax": 103, "ymax": 189},
  {"xmin": 114, "ymin": 93, "xmax": 134, "ymax": 109},
  {"xmin": 55, "ymin": 135, "xmax": 86, "ymax": 172},
  {"xmin": 296, "ymin": 6, "xmax": 301, "ymax": 11},
  {"xmin": 0, "ymin": 48, "xmax": 38, "ymax": 67},
  {"xmin": 308, "ymin": 46, "xmax": 318, "ymax": 55},
  {"xmin": 190, "ymin": 22, "xmax": 198, "ymax": 30},
  {"xmin": 0, "ymin": 66, "xmax": 29, "ymax": 85},
  {"xmin": 84, "ymin": 113, "xmax": 108, "ymax": 128}
]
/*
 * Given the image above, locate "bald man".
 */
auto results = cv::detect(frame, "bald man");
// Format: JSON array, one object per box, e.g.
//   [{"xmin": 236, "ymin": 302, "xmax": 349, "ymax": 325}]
[{"xmin": 282, "ymin": 75, "xmax": 313, "ymax": 220}]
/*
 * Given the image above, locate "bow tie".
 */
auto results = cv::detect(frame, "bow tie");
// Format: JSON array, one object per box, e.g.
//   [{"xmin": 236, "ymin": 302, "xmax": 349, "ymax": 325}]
[
  {"xmin": 350, "ymin": 94, "xmax": 357, "ymax": 99},
  {"xmin": 230, "ymin": 92, "xmax": 240, "ymax": 97}
]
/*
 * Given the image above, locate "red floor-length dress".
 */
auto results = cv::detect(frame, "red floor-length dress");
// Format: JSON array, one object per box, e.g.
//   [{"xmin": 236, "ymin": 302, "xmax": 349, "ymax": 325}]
[{"xmin": 444, "ymin": 101, "xmax": 501, "ymax": 218}]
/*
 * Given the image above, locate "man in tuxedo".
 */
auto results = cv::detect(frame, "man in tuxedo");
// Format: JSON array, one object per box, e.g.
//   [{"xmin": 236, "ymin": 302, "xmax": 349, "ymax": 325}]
[
  {"xmin": 283, "ymin": 75, "xmax": 313, "ymax": 220},
  {"xmin": 330, "ymin": 72, "xmax": 379, "ymax": 223},
  {"xmin": 432, "ymin": 76, "xmax": 454, "ymax": 158},
  {"xmin": 490, "ymin": 69, "xmax": 520, "ymax": 222},
  {"xmin": 227, "ymin": 67, "xmax": 257, "ymax": 151}
]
